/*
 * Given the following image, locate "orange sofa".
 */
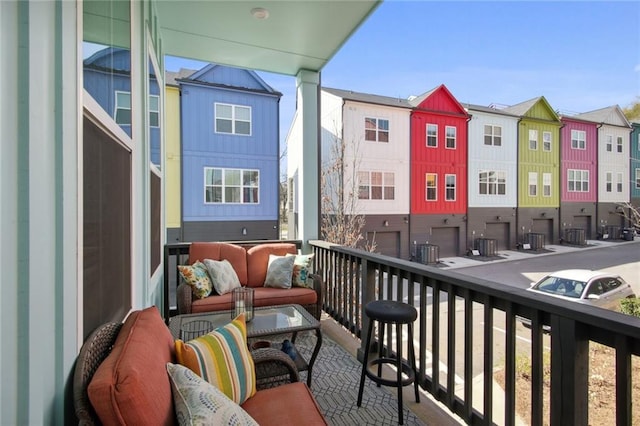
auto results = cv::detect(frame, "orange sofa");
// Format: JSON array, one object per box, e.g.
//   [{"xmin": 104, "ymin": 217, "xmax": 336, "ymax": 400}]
[
  {"xmin": 82, "ymin": 306, "xmax": 327, "ymax": 425},
  {"xmin": 177, "ymin": 242, "xmax": 322, "ymax": 319}
]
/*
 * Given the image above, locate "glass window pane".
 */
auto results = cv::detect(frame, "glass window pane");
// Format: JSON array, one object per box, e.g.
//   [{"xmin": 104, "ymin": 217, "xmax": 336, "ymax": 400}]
[
  {"xmin": 371, "ymin": 172, "xmax": 382, "ymax": 185},
  {"xmin": 371, "ymin": 186, "xmax": 382, "ymax": 199},
  {"xmin": 384, "ymin": 187, "xmax": 394, "ymax": 200},
  {"xmin": 216, "ymin": 104, "xmax": 232, "ymax": 118},
  {"xmin": 244, "ymin": 170, "xmax": 259, "ymax": 186},
  {"xmin": 235, "ymin": 121, "xmax": 250, "ymax": 135},
  {"xmin": 226, "ymin": 187, "xmax": 241, "ymax": 203},
  {"xmin": 365, "ymin": 130, "xmax": 376, "ymax": 141},
  {"xmin": 225, "ymin": 170, "xmax": 241, "ymax": 185},
  {"xmin": 217, "ymin": 119, "xmax": 232, "ymax": 133},
  {"xmin": 235, "ymin": 106, "xmax": 250, "ymax": 121},
  {"xmin": 243, "ymin": 188, "xmax": 258, "ymax": 203},
  {"xmin": 378, "ymin": 131, "xmax": 389, "ymax": 142}
]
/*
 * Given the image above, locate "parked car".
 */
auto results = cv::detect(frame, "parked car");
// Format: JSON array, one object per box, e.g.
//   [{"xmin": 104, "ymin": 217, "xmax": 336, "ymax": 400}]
[
  {"xmin": 527, "ymin": 269, "xmax": 635, "ymax": 309},
  {"xmin": 520, "ymin": 269, "xmax": 635, "ymax": 329}
]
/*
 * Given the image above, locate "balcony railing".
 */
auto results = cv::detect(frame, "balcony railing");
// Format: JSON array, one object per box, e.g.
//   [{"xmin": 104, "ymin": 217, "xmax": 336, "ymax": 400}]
[{"xmin": 309, "ymin": 239, "xmax": 640, "ymax": 425}]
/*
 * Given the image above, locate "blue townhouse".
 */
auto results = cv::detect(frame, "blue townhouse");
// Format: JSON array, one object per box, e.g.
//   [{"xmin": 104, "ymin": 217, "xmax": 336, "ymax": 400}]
[{"xmin": 175, "ymin": 64, "xmax": 282, "ymax": 241}]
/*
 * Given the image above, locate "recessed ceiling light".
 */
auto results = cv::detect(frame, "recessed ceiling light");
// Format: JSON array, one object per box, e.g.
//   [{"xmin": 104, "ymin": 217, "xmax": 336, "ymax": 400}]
[{"xmin": 251, "ymin": 7, "xmax": 269, "ymax": 20}]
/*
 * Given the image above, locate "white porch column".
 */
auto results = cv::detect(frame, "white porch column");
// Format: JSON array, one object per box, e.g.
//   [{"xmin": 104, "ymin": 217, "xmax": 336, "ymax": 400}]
[
  {"xmin": 295, "ymin": 70, "xmax": 321, "ymax": 251},
  {"xmin": 0, "ymin": 1, "xmax": 79, "ymax": 423}
]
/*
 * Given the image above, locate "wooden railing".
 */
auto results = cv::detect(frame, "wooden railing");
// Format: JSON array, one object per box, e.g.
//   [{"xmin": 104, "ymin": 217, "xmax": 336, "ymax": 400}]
[{"xmin": 309, "ymin": 239, "xmax": 640, "ymax": 425}]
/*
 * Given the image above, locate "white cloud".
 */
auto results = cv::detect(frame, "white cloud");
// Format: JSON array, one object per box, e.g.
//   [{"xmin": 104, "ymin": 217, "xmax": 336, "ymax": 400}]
[{"xmin": 635, "ymin": 64, "xmax": 640, "ymax": 72}]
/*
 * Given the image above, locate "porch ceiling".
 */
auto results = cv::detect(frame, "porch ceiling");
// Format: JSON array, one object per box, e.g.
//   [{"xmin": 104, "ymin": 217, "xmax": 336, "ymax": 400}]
[{"xmin": 156, "ymin": 0, "xmax": 380, "ymax": 76}]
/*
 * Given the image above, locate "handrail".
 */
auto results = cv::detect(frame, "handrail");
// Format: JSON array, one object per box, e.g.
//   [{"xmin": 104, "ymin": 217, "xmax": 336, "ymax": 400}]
[{"xmin": 309, "ymin": 240, "xmax": 640, "ymax": 425}]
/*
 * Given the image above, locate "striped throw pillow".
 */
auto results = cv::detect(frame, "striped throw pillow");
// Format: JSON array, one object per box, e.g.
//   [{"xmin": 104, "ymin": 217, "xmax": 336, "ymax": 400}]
[{"xmin": 175, "ymin": 314, "xmax": 256, "ymax": 405}]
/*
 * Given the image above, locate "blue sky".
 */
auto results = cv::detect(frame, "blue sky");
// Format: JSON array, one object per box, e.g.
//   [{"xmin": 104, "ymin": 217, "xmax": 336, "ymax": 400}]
[{"xmin": 165, "ymin": 1, "xmax": 639, "ymax": 151}]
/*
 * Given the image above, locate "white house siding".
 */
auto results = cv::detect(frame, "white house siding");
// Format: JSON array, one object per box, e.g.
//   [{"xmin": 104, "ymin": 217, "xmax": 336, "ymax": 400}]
[
  {"xmin": 466, "ymin": 109, "xmax": 519, "ymax": 207},
  {"xmin": 598, "ymin": 124, "xmax": 631, "ymax": 203},
  {"xmin": 339, "ymin": 100, "xmax": 411, "ymax": 215}
]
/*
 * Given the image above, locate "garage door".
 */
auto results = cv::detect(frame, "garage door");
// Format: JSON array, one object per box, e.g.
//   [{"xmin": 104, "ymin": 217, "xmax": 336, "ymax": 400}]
[
  {"xmin": 484, "ymin": 223, "xmax": 510, "ymax": 251},
  {"xmin": 532, "ymin": 219, "xmax": 553, "ymax": 245},
  {"xmin": 571, "ymin": 216, "xmax": 592, "ymax": 239},
  {"xmin": 429, "ymin": 227, "xmax": 460, "ymax": 258},
  {"xmin": 367, "ymin": 231, "xmax": 399, "ymax": 258}
]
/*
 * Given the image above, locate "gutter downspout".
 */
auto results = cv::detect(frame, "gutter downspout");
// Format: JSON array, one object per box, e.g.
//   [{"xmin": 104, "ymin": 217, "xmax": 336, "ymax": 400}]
[{"xmin": 595, "ymin": 122, "xmax": 604, "ymax": 234}]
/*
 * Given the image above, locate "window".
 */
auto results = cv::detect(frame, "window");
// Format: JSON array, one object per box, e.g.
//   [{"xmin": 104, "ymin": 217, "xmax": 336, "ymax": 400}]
[
  {"xmin": 426, "ymin": 124, "xmax": 438, "ymax": 147},
  {"xmin": 358, "ymin": 171, "xmax": 394, "ymax": 200},
  {"xmin": 617, "ymin": 172, "xmax": 623, "ymax": 192},
  {"xmin": 445, "ymin": 174, "xmax": 456, "ymax": 201},
  {"xmin": 617, "ymin": 136, "xmax": 623, "ymax": 153},
  {"xmin": 114, "ymin": 91, "xmax": 131, "ymax": 125},
  {"xmin": 567, "ymin": 169, "xmax": 589, "ymax": 192},
  {"xmin": 426, "ymin": 173, "xmax": 437, "ymax": 200},
  {"xmin": 529, "ymin": 129, "xmax": 538, "ymax": 150},
  {"xmin": 636, "ymin": 168, "xmax": 640, "ymax": 189},
  {"xmin": 364, "ymin": 118, "xmax": 389, "ymax": 142},
  {"xmin": 529, "ymin": 172, "xmax": 538, "ymax": 196},
  {"xmin": 543, "ymin": 131, "xmax": 552, "ymax": 151},
  {"xmin": 571, "ymin": 130, "xmax": 586, "ymax": 150},
  {"xmin": 606, "ymin": 135, "xmax": 613, "ymax": 152},
  {"xmin": 543, "ymin": 173, "xmax": 552, "ymax": 197},
  {"xmin": 445, "ymin": 126, "xmax": 456, "ymax": 149},
  {"xmin": 149, "ymin": 95, "xmax": 159, "ymax": 128},
  {"xmin": 479, "ymin": 170, "xmax": 506, "ymax": 195},
  {"xmin": 215, "ymin": 103, "xmax": 251, "ymax": 135},
  {"xmin": 204, "ymin": 168, "xmax": 259, "ymax": 203},
  {"xmin": 484, "ymin": 125, "xmax": 502, "ymax": 146},
  {"xmin": 606, "ymin": 172, "xmax": 612, "ymax": 192}
]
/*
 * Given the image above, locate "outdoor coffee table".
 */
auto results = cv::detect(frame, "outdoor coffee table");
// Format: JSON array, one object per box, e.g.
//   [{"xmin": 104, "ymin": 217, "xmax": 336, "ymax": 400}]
[{"xmin": 168, "ymin": 304, "xmax": 322, "ymax": 387}]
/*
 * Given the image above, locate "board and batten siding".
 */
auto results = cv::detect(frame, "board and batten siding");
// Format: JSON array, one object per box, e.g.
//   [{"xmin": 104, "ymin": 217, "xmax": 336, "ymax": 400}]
[
  {"xmin": 597, "ymin": 124, "xmax": 631, "ymax": 203},
  {"xmin": 560, "ymin": 117, "xmax": 598, "ymax": 202},
  {"xmin": 180, "ymin": 83, "xmax": 280, "ymax": 222},
  {"xmin": 631, "ymin": 123, "xmax": 640, "ymax": 200},
  {"xmin": 341, "ymin": 100, "xmax": 411, "ymax": 214},
  {"xmin": 410, "ymin": 94, "xmax": 468, "ymax": 214},
  {"xmin": 466, "ymin": 108, "xmax": 518, "ymax": 207}
]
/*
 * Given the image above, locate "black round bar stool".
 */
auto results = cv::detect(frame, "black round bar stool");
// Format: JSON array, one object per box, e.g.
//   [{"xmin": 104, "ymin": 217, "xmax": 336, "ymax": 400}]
[{"xmin": 357, "ymin": 300, "xmax": 420, "ymax": 425}]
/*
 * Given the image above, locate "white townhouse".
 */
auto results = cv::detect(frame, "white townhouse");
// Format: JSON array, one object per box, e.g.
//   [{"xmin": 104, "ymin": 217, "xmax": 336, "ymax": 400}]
[
  {"xmin": 574, "ymin": 106, "xmax": 632, "ymax": 233},
  {"xmin": 288, "ymin": 87, "xmax": 412, "ymax": 258},
  {"xmin": 464, "ymin": 103, "xmax": 520, "ymax": 251}
]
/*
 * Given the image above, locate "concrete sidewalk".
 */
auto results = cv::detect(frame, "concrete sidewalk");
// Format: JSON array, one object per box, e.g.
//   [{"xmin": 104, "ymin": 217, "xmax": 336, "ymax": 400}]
[{"xmin": 437, "ymin": 237, "xmax": 638, "ymax": 270}]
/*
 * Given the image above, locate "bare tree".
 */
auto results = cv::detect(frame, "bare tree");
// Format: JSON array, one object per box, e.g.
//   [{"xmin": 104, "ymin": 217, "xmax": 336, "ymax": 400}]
[
  {"xmin": 616, "ymin": 201, "xmax": 640, "ymax": 231},
  {"xmin": 321, "ymin": 126, "xmax": 376, "ymax": 251}
]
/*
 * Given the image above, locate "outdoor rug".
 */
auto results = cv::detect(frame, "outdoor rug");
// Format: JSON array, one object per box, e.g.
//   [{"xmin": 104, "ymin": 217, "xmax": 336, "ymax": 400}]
[{"xmin": 257, "ymin": 332, "xmax": 426, "ymax": 426}]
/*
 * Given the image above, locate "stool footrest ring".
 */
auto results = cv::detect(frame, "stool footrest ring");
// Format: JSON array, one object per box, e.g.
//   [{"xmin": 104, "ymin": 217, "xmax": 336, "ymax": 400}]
[{"xmin": 365, "ymin": 358, "xmax": 416, "ymax": 388}]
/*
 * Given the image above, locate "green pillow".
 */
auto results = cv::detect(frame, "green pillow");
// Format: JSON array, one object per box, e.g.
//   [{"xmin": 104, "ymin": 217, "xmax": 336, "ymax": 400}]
[{"xmin": 178, "ymin": 261, "xmax": 213, "ymax": 299}]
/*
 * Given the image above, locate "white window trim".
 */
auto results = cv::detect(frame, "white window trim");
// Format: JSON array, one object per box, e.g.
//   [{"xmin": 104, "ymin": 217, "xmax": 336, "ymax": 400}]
[
  {"xmin": 478, "ymin": 170, "xmax": 507, "ymax": 196},
  {"xmin": 149, "ymin": 94, "xmax": 160, "ymax": 128},
  {"xmin": 635, "ymin": 168, "xmax": 640, "ymax": 189},
  {"xmin": 528, "ymin": 172, "xmax": 538, "ymax": 197},
  {"xmin": 567, "ymin": 169, "xmax": 589, "ymax": 193},
  {"xmin": 364, "ymin": 117, "xmax": 390, "ymax": 143},
  {"xmin": 204, "ymin": 167, "xmax": 260, "ymax": 204},
  {"xmin": 426, "ymin": 124, "xmax": 438, "ymax": 148},
  {"xmin": 571, "ymin": 130, "xmax": 586, "ymax": 150},
  {"xmin": 484, "ymin": 124, "xmax": 502, "ymax": 146},
  {"xmin": 542, "ymin": 172, "xmax": 552, "ymax": 197},
  {"xmin": 543, "ymin": 131, "xmax": 552, "ymax": 152},
  {"xmin": 426, "ymin": 173, "xmax": 437, "ymax": 201},
  {"xmin": 616, "ymin": 172, "xmax": 623, "ymax": 193},
  {"xmin": 617, "ymin": 136, "xmax": 623, "ymax": 153},
  {"xmin": 214, "ymin": 103, "xmax": 252, "ymax": 136},
  {"xmin": 605, "ymin": 172, "xmax": 613, "ymax": 192},
  {"xmin": 445, "ymin": 174, "xmax": 456, "ymax": 201},
  {"xmin": 529, "ymin": 129, "xmax": 538, "ymax": 150},
  {"xmin": 445, "ymin": 126, "xmax": 456, "ymax": 149},
  {"xmin": 606, "ymin": 135, "xmax": 613, "ymax": 152},
  {"xmin": 357, "ymin": 170, "xmax": 395, "ymax": 200},
  {"xmin": 114, "ymin": 90, "xmax": 131, "ymax": 126}
]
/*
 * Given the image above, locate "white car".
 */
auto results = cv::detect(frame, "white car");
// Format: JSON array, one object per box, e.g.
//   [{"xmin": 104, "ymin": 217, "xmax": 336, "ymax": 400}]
[{"xmin": 526, "ymin": 269, "xmax": 635, "ymax": 310}]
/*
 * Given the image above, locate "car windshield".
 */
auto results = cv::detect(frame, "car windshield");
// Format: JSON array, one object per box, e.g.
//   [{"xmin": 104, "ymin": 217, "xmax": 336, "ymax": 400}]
[{"xmin": 533, "ymin": 276, "xmax": 586, "ymax": 299}]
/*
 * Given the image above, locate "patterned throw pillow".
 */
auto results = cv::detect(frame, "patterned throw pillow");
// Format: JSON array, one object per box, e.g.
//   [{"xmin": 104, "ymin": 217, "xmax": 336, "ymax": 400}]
[
  {"xmin": 287, "ymin": 253, "xmax": 315, "ymax": 288},
  {"xmin": 263, "ymin": 254, "xmax": 296, "ymax": 289},
  {"xmin": 175, "ymin": 314, "xmax": 256, "ymax": 405},
  {"xmin": 203, "ymin": 259, "xmax": 241, "ymax": 295},
  {"xmin": 166, "ymin": 363, "xmax": 258, "ymax": 426},
  {"xmin": 178, "ymin": 261, "xmax": 213, "ymax": 299}
]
